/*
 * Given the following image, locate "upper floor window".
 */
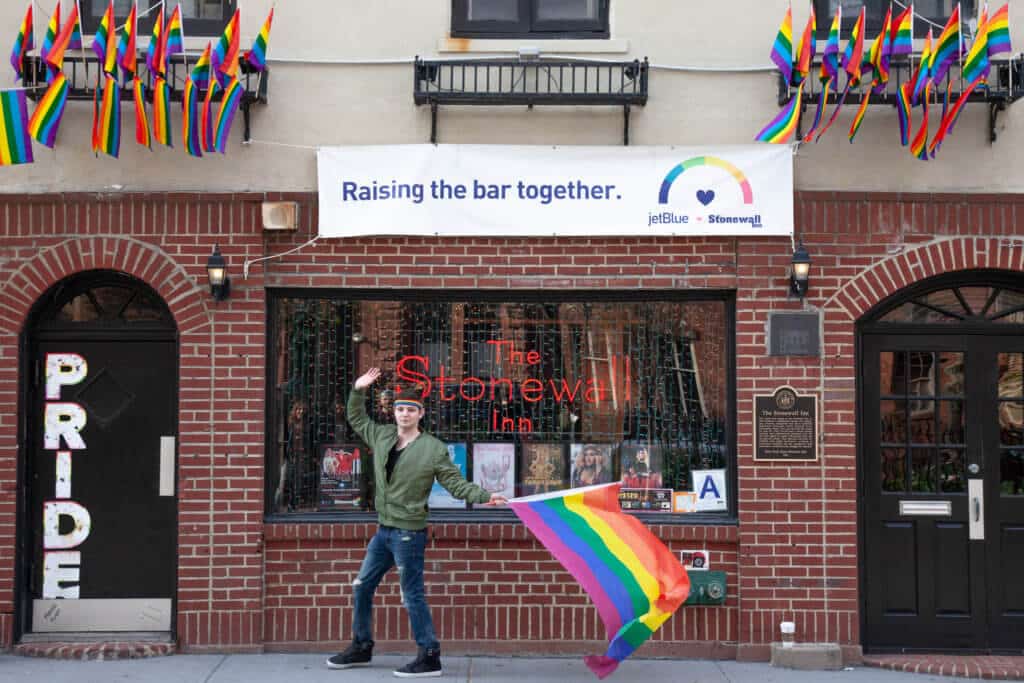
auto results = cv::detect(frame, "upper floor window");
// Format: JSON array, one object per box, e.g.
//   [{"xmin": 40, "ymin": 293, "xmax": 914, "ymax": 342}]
[
  {"xmin": 452, "ymin": 0, "xmax": 610, "ymax": 39},
  {"xmin": 814, "ymin": 0, "xmax": 975, "ymax": 39},
  {"xmin": 82, "ymin": 1, "xmax": 237, "ymax": 37}
]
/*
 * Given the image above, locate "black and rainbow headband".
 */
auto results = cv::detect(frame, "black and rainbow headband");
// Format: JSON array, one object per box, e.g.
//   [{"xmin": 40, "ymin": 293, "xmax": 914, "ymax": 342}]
[{"xmin": 394, "ymin": 398, "xmax": 424, "ymax": 410}]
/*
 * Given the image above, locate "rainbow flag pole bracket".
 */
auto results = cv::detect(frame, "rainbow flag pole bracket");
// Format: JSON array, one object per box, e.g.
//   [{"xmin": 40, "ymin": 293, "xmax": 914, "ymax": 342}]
[{"xmin": 683, "ymin": 570, "xmax": 728, "ymax": 606}]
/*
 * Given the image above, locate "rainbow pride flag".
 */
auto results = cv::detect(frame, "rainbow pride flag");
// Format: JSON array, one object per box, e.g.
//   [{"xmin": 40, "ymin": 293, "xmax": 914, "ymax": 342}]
[
  {"xmin": 46, "ymin": 1, "xmax": 81, "ymax": 74},
  {"xmin": 67, "ymin": 3, "xmax": 82, "ymax": 50},
  {"xmin": 28, "ymin": 72, "xmax": 69, "ymax": 148},
  {"xmin": 962, "ymin": 8, "xmax": 990, "ymax": 84},
  {"xmin": 9, "ymin": 3, "xmax": 34, "ymax": 81},
  {"xmin": 117, "ymin": 2, "xmax": 138, "ymax": 80},
  {"xmin": 182, "ymin": 77, "xmax": 202, "ymax": 157},
  {"xmin": 201, "ymin": 80, "xmax": 219, "ymax": 152},
  {"xmin": 866, "ymin": 5, "xmax": 892, "ymax": 93},
  {"xmin": 97, "ymin": 74, "xmax": 120, "ymax": 158},
  {"xmin": 132, "ymin": 76, "xmax": 150, "ymax": 148},
  {"xmin": 91, "ymin": 1, "xmax": 113, "ymax": 64},
  {"xmin": 214, "ymin": 76, "xmax": 243, "ymax": 153},
  {"xmin": 509, "ymin": 483, "xmax": 690, "ymax": 679},
  {"xmin": 818, "ymin": 6, "xmax": 841, "ymax": 86},
  {"xmin": 754, "ymin": 81, "xmax": 803, "ymax": 144},
  {"xmin": 929, "ymin": 73, "xmax": 984, "ymax": 157},
  {"xmin": 896, "ymin": 81, "xmax": 912, "ymax": 146},
  {"xmin": 931, "ymin": 4, "xmax": 962, "ymax": 84},
  {"xmin": 152, "ymin": 76, "xmax": 172, "ymax": 147},
  {"xmin": 214, "ymin": 9, "xmax": 241, "ymax": 84},
  {"xmin": 146, "ymin": 4, "xmax": 165, "ymax": 77},
  {"xmin": 848, "ymin": 91, "xmax": 870, "ymax": 142},
  {"xmin": 40, "ymin": 1, "xmax": 60, "ymax": 83},
  {"xmin": 988, "ymin": 4, "xmax": 1011, "ymax": 56},
  {"xmin": 910, "ymin": 29, "xmax": 933, "ymax": 106},
  {"xmin": 842, "ymin": 7, "xmax": 867, "ymax": 85},
  {"xmin": 910, "ymin": 83, "xmax": 930, "ymax": 160},
  {"xmin": 889, "ymin": 4, "xmax": 913, "ymax": 56},
  {"xmin": 793, "ymin": 5, "xmax": 815, "ymax": 86},
  {"xmin": 191, "ymin": 43, "xmax": 213, "ymax": 90},
  {"xmin": 246, "ymin": 7, "xmax": 274, "ymax": 71},
  {"xmin": 0, "ymin": 89, "xmax": 34, "ymax": 166},
  {"xmin": 769, "ymin": 5, "xmax": 793, "ymax": 86},
  {"xmin": 162, "ymin": 4, "xmax": 185, "ymax": 62}
]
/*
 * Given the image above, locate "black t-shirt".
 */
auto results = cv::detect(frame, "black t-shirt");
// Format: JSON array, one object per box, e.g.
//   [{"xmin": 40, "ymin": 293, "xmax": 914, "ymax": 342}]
[{"xmin": 386, "ymin": 443, "xmax": 405, "ymax": 483}]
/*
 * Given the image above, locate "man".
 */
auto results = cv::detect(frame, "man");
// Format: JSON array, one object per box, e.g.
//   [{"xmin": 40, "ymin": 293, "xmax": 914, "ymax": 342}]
[{"xmin": 327, "ymin": 367, "xmax": 507, "ymax": 678}]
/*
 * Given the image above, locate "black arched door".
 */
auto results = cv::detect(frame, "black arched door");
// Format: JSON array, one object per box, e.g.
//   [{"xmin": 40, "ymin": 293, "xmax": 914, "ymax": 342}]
[
  {"xmin": 861, "ymin": 272, "xmax": 1024, "ymax": 652},
  {"xmin": 22, "ymin": 271, "xmax": 178, "ymax": 635}
]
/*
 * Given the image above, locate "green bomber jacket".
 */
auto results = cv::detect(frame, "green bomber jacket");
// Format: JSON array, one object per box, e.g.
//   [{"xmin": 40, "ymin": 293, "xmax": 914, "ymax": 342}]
[{"xmin": 347, "ymin": 388, "xmax": 492, "ymax": 530}]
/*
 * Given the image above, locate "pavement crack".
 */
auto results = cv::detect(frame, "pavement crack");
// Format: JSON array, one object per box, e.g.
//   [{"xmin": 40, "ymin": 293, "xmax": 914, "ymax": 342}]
[
  {"xmin": 714, "ymin": 660, "xmax": 734, "ymax": 683},
  {"xmin": 466, "ymin": 655, "xmax": 474, "ymax": 682},
  {"xmin": 202, "ymin": 654, "xmax": 230, "ymax": 683}
]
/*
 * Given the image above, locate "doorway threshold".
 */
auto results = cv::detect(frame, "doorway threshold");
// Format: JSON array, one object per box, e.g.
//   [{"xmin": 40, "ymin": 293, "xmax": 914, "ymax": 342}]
[
  {"xmin": 15, "ymin": 632, "xmax": 175, "ymax": 660},
  {"xmin": 864, "ymin": 654, "xmax": 1024, "ymax": 680}
]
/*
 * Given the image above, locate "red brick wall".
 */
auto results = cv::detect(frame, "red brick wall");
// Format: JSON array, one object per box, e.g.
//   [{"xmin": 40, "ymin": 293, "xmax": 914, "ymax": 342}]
[{"xmin": 1, "ymin": 190, "xmax": 1022, "ymax": 659}]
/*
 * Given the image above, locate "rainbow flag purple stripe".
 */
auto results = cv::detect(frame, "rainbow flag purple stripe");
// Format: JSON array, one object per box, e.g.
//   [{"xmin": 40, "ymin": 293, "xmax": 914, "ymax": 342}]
[{"xmin": 508, "ymin": 483, "xmax": 690, "ymax": 679}]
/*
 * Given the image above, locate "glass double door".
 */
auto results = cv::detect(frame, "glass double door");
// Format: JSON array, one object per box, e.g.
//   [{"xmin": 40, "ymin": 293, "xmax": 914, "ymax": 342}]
[{"xmin": 863, "ymin": 334, "xmax": 1024, "ymax": 651}]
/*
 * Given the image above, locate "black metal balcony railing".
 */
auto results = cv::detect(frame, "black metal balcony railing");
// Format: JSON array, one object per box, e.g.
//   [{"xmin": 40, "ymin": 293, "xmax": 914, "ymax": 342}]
[
  {"xmin": 414, "ymin": 57, "xmax": 649, "ymax": 145},
  {"xmin": 780, "ymin": 55, "xmax": 1024, "ymax": 143},
  {"xmin": 21, "ymin": 54, "xmax": 268, "ymax": 142}
]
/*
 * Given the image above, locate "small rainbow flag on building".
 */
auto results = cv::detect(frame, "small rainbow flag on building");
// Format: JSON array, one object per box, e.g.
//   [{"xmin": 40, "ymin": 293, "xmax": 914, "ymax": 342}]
[
  {"xmin": 929, "ymin": 73, "xmax": 985, "ymax": 157},
  {"xmin": 214, "ymin": 9, "xmax": 241, "ymax": 84},
  {"xmin": 246, "ymin": 7, "xmax": 274, "ymax": 71},
  {"xmin": 132, "ymin": 76, "xmax": 150, "ymax": 148},
  {"xmin": 754, "ymin": 81, "xmax": 803, "ymax": 144},
  {"xmin": 910, "ymin": 83, "xmax": 930, "ymax": 160},
  {"xmin": 201, "ymin": 80, "xmax": 219, "ymax": 152},
  {"xmin": 931, "ymin": 4, "xmax": 962, "ymax": 84},
  {"xmin": 9, "ymin": 3, "xmax": 34, "ymax": 82},
  {"xmin": 910, "ymin": 29, "xmax": 933, "ymax": 105},
  {"xmin": 67, "ymin": 3, "xmax": 82, "ymax": 50},
  {"xmin": 890, "ymin": 4, "xmax": 914, "ymax": 56},
  {"xmin": 769, "ymin": 4, "xmax": 793, "ymax": 86},
  {"xmin": 0, "ymin": 88, "xmax": 33, "ymax": 166},
  {"xmin": 182, "ymin": 77, "xmax": 202, "ymax": 157},
  {"xmin": 793, "ymin": 5, "xmax": 815, "ymax": 86},
  {"xmin": 508, "ymin": 483, "xmax": 690, "ymax": 680},
  {"xmin": 28, "ymin": 72, "xmax": 69, "ymax": 148},
  {"xmin": 162, "ymin": 4, "xmax": 185, "ymax": 62},
  {"xmin": 866, "ymin": 5, "xmax": 892, "ymax": 93},
  {"xmin": 96, "ymin": 74, "xmax": 121, "ymax": 158},
  {"xmin": 91, "ymin": 1, "xmax": 114, "ymax": 64},
  {"xmin": 962, "ymin": 8, "xmax": 990, "ymax": 84},
  {"xmin": 848, "ymin": 91, "xmax": 870, "ymax": 142},
  {"xmin": 117, "ymin": 2, "xmax": 138, "ymax": 80},
  {"xmin": 40, "ymin": 1, "xmax": 60, "ymax": 83},
  {"xmin": 896, "ymin": 81, "xmax": 912, "ymax": 146},
  {"xmin": 214, "ymin": 76, "xmax": 243, "ymax": 153},
  {"xmin": 191, "ymin": 43, "xmax": 213, "ymax": 90},
  {"xmin": 988, "ymin": 4, "xmax": 1011, "ymax": 56},
  {"xmin": 842, "ymin": 6, "xmax": 867, "ymax": 85},
  {"xmin": 46, "ymin": 1, "xmax": 81, "ymax": 74},
  {"xmin": 152, "ymin": 76, "xmax": 172, "ymax": 147},
  {"xmin": 146, "ymin": 4, "xmax": 165, "ymax": 77}
]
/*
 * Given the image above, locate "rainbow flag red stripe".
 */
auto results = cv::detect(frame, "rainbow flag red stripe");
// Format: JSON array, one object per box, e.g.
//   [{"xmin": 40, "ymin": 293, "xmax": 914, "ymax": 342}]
[
  {"xmin": 117, "ymin": 3, "xmax": 138, "ymax": 78},
  {"xmin": 246, "ymin": 7, "xmax": 274, "ymax": 71},
  {"xmin": 182, "ymin": 78, "xmax": 202, "ymax": 157},
  {"xmin": 988, "ymin": 4, "xmax": 1011, "ymax": 56},
  {"xmin": 509, "ymin": 484, "xmax": 690, "ymax": 680},
  {"xmin": 214, "ymin": 9, "xmax": 241, "ymax": 82},
  {"xmin": 214, "ymin": 76, "xmax": 243, "ymax": 153},
  {"xmin": 152, "ymin": 76, "xmax": 172, "ymax": 147},
  {"xmin": 28, "ymin": 72, "xmax": 69, "ymax": 148},
  {"xmin": 0, "ymin": 89, "xmax": 33, "ymax": 166},
  {"xmin": 97, "ymin": 74, "xmax": 121, "ymax": 158},
  {"xmin": 769, "ymin": 5, "xmax": 793, "ymax": 86},
  {"xmin": 133, "ymin": 77, "xmax": 150, "ymax": 148},
  {"xmin": 755, "ymin": 81, "xmax": 803, "ymax": 144},
  {"xmin": 10, "ymin": 3, "xmax": 34, "ymax": 81}
]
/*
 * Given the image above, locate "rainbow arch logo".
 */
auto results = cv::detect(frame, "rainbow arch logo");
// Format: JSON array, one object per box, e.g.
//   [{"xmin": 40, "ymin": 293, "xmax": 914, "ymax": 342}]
[{"xmin": 658, "ymin": 156, "xmax": 754, "ymax": 205}]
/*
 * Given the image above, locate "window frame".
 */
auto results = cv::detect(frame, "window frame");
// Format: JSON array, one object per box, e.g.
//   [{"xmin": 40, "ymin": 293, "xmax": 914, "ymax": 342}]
[
  {"xmin": 264, "ymin": 287, "xmax": 738, "ymax": 525},
  {"xmin": 813, "ymin": 1, "xmax": 975, "ymax": 40},
  {"xmin": 80, "ymin": 1, "xmax": 237, "ymax": 38},
  {"xmin": 451, "ymin": 0, "xmax": 611, "ymax": 39}
]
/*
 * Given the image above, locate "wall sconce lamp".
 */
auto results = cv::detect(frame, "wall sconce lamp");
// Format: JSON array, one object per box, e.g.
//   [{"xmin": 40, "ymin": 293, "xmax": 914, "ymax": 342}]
[
  {"xmin": 206, "ymin": 245, "xmax": 231, "ymax": 301},
  {"xmin": 790, "ymin": 240, "xmax": 811, "ymax": 299}
]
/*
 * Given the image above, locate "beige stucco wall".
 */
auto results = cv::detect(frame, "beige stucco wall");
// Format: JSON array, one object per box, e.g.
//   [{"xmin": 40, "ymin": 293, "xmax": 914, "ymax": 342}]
[{"xmin": 1, "ymin": 0, "xmax": 1020, "ymax": 193}]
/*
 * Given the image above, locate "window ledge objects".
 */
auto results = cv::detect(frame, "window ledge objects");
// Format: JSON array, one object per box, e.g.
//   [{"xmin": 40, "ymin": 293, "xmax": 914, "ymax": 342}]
[
  {"xmin": 413, "ymin": 57, "xmax": 649, "ymax": 145},
  {"xmin": 781, "ymin": 56, "xmax": 1024, "ymax": 145},
  {"xmin": 21, "ymin": 54, "xmax": 269, "ymax": 143}
]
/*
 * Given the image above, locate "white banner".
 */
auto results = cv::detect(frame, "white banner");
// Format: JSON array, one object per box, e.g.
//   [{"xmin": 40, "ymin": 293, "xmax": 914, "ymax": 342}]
[{"xmin": 317, "ymin": 144, "xmax": 793, "ymax": 238}]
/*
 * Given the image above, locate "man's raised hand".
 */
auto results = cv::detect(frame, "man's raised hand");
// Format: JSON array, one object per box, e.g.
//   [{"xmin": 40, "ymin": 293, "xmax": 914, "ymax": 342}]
[{"xmin": 354, "ymin": 367, "xmax": 381, "ymax": 391}]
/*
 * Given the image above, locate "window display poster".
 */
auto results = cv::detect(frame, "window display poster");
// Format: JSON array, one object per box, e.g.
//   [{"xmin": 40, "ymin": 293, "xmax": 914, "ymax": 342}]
[
  {"xmin": 619, "ymin": 487, "xmax": 673, "ymax": 512},
  {"xmin": 473, "ymin": 442, "xmax": 516, "ymax": 499},
  {"xmin": 620, "ymin": 441, "xmax": 664, "ymax": 489},
  {"xmin": 520, "ymin": 442, "xmax": 566, "ymax": 496},
  {"xmin": 428, "ymin": 442, "xmax": 468, "ymax": 509},
  {"xmin": 691, "ymin": 468, "xmax": 728, "ymax": 511},
  {"xmin": 319, "ymin": 443, "xmax": 363, "ymax": 510},
  {"xmin": 570, "ymin": 443, "xmax": 614, "ymax": 487}
]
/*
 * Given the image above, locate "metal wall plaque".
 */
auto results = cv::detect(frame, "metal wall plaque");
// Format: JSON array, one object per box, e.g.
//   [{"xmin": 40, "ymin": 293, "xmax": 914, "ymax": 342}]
[
  {"xmin": 754, "ymin": 386, "xmax": 817, "ymax": 462},
  {"xmin": 768, "ymin": 311, "xmax": 820, "ymax": 357}
]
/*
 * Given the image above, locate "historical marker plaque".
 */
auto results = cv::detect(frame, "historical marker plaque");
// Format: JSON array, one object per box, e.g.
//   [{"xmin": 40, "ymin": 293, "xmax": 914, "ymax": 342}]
[
  {"xmin": 754, "ymin": 386, "xmax": 817, "ymax": 462},
  {"xmin": 767, "ymin": 311, "xmax": 820, "ymax": 357}
]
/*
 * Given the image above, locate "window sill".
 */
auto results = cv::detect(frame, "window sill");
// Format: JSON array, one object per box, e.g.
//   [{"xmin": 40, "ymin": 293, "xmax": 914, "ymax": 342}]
[{"xmin": 437, "ymin": 37, "xmax": 629, "ymax": 55}]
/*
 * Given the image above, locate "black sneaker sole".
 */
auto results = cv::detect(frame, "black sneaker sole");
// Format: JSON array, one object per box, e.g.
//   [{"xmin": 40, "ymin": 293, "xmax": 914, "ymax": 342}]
[
  {"xmin": 392, "ymin": 670, "xmax": 441, "ymax": 678},
  {"xmin": 326, "ymin": 659, "xmax": 371, "ymax": 670}
]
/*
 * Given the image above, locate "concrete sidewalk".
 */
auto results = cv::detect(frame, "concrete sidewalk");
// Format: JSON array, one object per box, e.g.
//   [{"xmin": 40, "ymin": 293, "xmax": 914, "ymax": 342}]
[{"xmin": 0, "ymin": 654, "xmax": 983, "ymax": 683}]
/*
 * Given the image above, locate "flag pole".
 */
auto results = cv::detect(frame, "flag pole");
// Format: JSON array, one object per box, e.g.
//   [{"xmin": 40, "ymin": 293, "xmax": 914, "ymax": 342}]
[{"xmin": 957, "ymin": 2, "xmax": 963, "ymax": 91}]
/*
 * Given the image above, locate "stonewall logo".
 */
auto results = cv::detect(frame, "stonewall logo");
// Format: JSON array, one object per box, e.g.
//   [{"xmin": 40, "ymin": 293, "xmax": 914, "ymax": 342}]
[{"xmin": 649, "ymin": 156, "xmax": 763, "ymax": 229}]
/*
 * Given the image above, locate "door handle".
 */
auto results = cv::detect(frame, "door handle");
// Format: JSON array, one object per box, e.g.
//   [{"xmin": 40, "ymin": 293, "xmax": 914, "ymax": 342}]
[
  {"xmin": 159, "ymin": 436, "xmax": 175, "ymax": 496},
  {"xmin": 974, "ymin": 497, "xmax": 981, "ymax": 522},
  {"xmin": 968, "ymin": 479, "xmax": 984, "ymax": 540}
]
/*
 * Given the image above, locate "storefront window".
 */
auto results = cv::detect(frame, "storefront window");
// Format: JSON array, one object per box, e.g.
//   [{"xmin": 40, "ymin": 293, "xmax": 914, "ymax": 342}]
[{"xmin": 267, "ymin": 292, "xmax": 734, "ymax": 518}]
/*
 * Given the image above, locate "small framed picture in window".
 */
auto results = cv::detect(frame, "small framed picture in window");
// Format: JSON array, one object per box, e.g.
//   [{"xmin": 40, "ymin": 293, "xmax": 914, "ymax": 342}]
[
  {"xmin": 519, "ymin": 442, "xmax": 566, "ymax": 496},
  {"xmin": 473, "ymin": 442, "xmax": 516, "ymax": 499},
  {"xmin": 619, "ymin": 441, "xmax": 664, "ymax": 489},
  {"xmin": 570, "ymin": 443, "xmax": 614, "ymax": 487},
  {"xmin": 318, "ymin": 443, "xmax": 363, "ymax": 510}
]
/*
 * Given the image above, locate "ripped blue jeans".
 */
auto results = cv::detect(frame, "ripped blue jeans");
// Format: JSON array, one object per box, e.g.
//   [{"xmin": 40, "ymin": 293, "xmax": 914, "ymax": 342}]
[{"xmin": 352, "ymin": 525, "xmax": 438, "ymax": 650}]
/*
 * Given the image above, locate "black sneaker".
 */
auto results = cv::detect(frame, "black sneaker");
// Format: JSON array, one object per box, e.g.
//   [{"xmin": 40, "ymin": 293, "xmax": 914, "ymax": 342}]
[
  {"xmin": 326, "ymin": 640, "xmax": 373, "ymax": 669},
  {"xmin": 393, "ymin": 647, "xmax": 442, "ymax": 678}
]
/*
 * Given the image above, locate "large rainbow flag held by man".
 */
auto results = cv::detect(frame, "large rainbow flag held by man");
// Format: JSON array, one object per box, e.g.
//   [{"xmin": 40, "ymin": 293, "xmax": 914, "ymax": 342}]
[{"xmin": 509, "ymin": 482, "xmax": 691, "ymax": 679}]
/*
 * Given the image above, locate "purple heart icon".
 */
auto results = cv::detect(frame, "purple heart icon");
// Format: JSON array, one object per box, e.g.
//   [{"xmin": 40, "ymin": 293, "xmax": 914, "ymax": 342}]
[{"xmin": 696, "ymin": 189, "xmax": 715, "ymax": 206}]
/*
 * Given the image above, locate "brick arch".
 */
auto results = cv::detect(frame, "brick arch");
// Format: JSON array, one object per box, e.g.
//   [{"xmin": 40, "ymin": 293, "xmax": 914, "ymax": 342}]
[
  {"xmin": 0, "ymin": 235, "xmax": 211, "ymax": 335},
  {"xmin": 825, "ymin": 236, "xmax": 1024, "ymax": 322}
]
